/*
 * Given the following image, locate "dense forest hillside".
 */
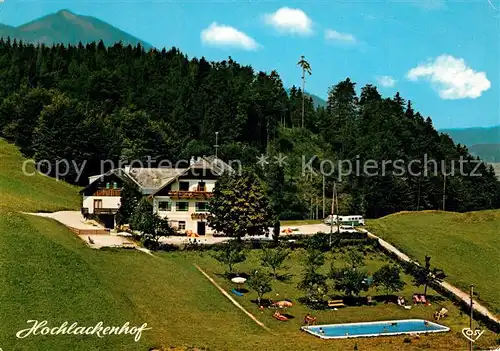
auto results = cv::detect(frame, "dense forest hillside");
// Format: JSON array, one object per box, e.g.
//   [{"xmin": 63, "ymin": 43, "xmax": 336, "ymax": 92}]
[
  {"xmin": 0, "ymin": 38, "xmax": 498, "ymax": 219},
  {"xmin": 0, "ymin": 9, "xmax": 152, "ymax": 49}
]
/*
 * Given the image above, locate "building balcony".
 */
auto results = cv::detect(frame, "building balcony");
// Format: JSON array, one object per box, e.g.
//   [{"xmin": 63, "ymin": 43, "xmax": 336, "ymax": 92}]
[
  {"xmin": 167, "ymin": 191, "xmax": 213, "ymax": 199},
  {"xmin": 94, "ymin": 188, "xmax": 122, "ymax": 197},
  {"xmin": 191, "ymin": 213, "xmax": 209, "ymax": 220},
  {"xmin": 94, "ymin": 208, "xmax": 119, "ymax": 215}
]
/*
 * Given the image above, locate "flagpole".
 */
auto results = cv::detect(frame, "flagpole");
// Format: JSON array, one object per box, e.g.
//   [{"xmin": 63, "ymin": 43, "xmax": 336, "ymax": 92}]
[
  {"xmin": 469, "ymin": 284, "xmax": 473, "ymax": 351},
  {"xmin": 329, "ymin": 182, "xmax": 336, "ymax": 247}
]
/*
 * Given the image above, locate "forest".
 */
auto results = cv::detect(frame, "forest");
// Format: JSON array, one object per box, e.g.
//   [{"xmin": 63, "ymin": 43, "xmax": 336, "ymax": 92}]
[{"xmin": 0, "ymin": 37, "xmax": 499, "ymax": 219}]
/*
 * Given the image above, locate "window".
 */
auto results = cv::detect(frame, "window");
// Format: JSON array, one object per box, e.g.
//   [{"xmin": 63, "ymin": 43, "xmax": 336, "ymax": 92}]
[
  {"xmin": 158, "ymin": 201, "xmax": 172, "ymax": 211},
  {"xmin": 113, "ymin": 182, "xmax": 118, "ymax": 189},
  {"xmin": 197, "ymin": 181, "xmax": 206, "ymax": 192},
  {"xmin": 179, "ymin": 181, "xmax": 190, "ymax": 191},
  {"xmin": 178, "ymin": 221, "xmax": 186, "ymax": 230},
  {"xmin": 176, "ymin": 202, "xmax": 189, "ymax": 212},
  {"xmin": 195, "ymin": 202, "xmax": 209, "ymax": 212}
]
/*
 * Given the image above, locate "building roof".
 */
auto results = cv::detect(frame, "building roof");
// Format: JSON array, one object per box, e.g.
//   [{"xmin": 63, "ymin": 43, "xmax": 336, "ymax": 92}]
[
  {"xmin": 81, "ymin": 156, "xmax": 233, "ymax": 195},
  {"xmin": 125, "ymin": 167, "xmax": 184, "ymax": 194},
  {"xmin": 150, "ymin": 156, "xmax": 233, "ymax": 196}
]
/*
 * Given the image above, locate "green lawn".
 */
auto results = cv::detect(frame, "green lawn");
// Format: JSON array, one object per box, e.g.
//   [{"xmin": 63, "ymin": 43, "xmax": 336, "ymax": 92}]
[
  {"xmin": 0, "ymin": 139, "xmax": 81, "ymax": 213},
  {"xmin": 188, "ymin": 248, "xmax": 499, "ymax": 351},
  {"xmin": 367, "ymin": 210, "xmax": 500, "ymax": 316},
  {"xmin": 1, "ymin": 139, "xmax": 498, "ymax": 350},
  {"xmin": 2, "ymin": 214, "xmax": 498, "ymax": 350}
]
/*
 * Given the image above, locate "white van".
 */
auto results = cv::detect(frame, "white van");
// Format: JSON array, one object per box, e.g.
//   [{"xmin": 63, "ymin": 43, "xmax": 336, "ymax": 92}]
[{"xmin": 324, "ymin": 215, "xmax": 365, "ymax": 226}]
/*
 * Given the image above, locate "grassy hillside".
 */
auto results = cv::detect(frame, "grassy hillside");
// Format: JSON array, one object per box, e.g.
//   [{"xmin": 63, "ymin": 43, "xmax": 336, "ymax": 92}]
[
  {"xmin": 5, "ymin": 213, "xmax": 498, "ymax": 350},
  {"xmin": 0, "ymin": 139, "xmax": 80, "ymax": 213},
  {"xmin": 1, "ymin": 139, "xmax": 498, "ymax": 349},
  {"xmin": 367, "ymin": 210, "xmax": 500, "ymax": 315}
]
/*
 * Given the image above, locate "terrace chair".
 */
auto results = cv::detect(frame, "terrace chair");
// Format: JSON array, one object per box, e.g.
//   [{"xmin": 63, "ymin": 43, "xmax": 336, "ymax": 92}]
[
  {"xmin": 328, "ymin": 299, "xmax": 345, "ymax": 308},
  {"xmin": 435, "ymin": 307, "xmax": 448, "ymax": 320}
]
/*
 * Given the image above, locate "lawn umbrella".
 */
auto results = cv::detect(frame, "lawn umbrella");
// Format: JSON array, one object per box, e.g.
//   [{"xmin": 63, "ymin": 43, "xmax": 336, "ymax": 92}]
[
  {"xmin": 231, "ymin": 277, "xmax": 247, "ymax": 284},
  {"xmin": 231, "ymin": 276, "xmax": 246, "ymax": 291}
]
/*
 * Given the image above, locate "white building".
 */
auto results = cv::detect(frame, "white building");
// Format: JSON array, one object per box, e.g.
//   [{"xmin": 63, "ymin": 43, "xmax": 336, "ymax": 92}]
[{"xmin": 80, "ymin": 156, "xmax": 232, "ymax": 233}]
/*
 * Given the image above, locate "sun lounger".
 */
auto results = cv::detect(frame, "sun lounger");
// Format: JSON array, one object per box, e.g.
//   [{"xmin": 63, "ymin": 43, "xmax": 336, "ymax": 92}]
[
  {"xmin": 88, "ymin": 236, "xmax": 95, "ymax": 244},
  {"xmin": 231, "ymin": 288, "xmax": 244, "ymax": 297},
  {"xmin": 328, "ymin": 299, "xmax": 345, "ymax": 308},
  {"xmin": 273, "ymin": 313, "xmax": 288, "ymax": 321},
  {"xmin": 413, "ymin": 294, "xmax": 427, "ymax": 304}
]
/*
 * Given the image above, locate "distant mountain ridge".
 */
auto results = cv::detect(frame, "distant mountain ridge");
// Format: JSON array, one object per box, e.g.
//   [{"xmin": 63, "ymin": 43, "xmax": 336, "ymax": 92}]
[
  {"xmin": 0, "ymin": 9, "xmax": 152, "ymax": 49},
  {"xmin": 285, "ymin": 88, "xmax": 327, "ymax": 108},
  {"xmin": 440, "ymin": 125, "xmax": 500, "ymax": 162}
]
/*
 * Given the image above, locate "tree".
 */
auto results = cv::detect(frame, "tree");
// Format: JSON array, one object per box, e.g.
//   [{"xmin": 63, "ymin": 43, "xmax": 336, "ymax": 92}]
[
  {"xmin": 248, "ymin": 270, "xmax": 272, "ymax": 306},
  {"xmin": 373, "ymin": 264, "xmax": 405, "ymax": 298},
  {"xmin": 297, "ymin": 55, "xmax": 312, "ymax": 129},
  {"xmin": 272, "ymin": 220, "xmax": 281, "ymax": 244},
  {"xmin": 347, "ymin": 250, "xmax": 364, "ymax": 269},
  {"xmin": 115, "ymin": 179, "xmax": 142, "ymax": 226},
  {"xmin": 211, "ymin": 241, "xmax": 247, "ymax": 273},
  {"xmin": 297, "ymin": 249, "xmax": 328, "ymax": 303},
  {"xmin": 208, "ymin": 169, "xmax": 273, "ymax": 240},
  {"xmin": 261, "ymin": 245, "xmax": 290, "ymax": 279},
  {"xmin": 333, "ymin": 268, "xmax": 368, "ymax": 297},
  {"xmin": 130, "ymin": 197, "xmax": 174, "ymax": 249},
  {"xmin": 411, "ymin": 255, "xmax": 446, "ymax": 297}
]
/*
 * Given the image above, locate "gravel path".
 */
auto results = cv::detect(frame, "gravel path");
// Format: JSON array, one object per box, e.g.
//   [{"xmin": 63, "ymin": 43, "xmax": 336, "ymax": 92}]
[
  {"xmin": 25, "ymin": 211, "xmax": 104, "ymax": 230},
  {"xmin": 359, "ymin": 228, "xmax": 500, "ymax": 327}
]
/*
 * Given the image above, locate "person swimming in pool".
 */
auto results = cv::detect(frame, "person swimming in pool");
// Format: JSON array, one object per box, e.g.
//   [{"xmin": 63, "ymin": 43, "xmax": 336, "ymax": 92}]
[{"xmin": 319, "ymin": 327, "xmax": 324, "ymax": 334}]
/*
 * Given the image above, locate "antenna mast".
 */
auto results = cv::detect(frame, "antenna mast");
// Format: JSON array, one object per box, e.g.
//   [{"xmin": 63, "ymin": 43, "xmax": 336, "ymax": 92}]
[{"xmin": 214, "ymin": 132, "xmax": 219, "ymax": 159}]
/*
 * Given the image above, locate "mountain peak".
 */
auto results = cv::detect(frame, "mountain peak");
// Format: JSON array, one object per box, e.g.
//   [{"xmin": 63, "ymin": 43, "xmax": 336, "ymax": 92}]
[
  {"xmin": 56, "ymin": 9, "xmax": 76, "ymax": 17},
  {"xmin": 0, "ymin": 9, "xmax": 152, "ymax": 49}
]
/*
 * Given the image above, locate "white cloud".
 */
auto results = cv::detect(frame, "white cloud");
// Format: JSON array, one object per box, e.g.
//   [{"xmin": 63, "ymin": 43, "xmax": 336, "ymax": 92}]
[
  {"xmin": 376, "ymin": 75, "xmax": 397, "ymax": 88},
  {"xmin": 324, "ymin": 29, "xmax": 356, "ymax": 44},
  {"xmin": 407, "ymin": 55, "xmax": 491, "ymax": 99},
  {"xmin": 201, "ymin": 22, "xmax": 260, "ymax": 51},
  {"xmin": 263, "ymin": 7, "xmax": 313, "ymax": 35}
]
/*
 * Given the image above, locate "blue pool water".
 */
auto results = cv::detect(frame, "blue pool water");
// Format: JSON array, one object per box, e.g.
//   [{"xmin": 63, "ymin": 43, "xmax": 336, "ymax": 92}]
[{"xmin": 302, "ymin": 319, "xmax": 449, "ymax": 339}]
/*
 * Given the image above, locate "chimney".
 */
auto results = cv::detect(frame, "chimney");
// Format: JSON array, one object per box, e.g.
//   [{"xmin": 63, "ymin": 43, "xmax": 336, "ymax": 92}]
[{"xmin": 190, "ymin": 156, "xmax": 196, "ymax": 166}]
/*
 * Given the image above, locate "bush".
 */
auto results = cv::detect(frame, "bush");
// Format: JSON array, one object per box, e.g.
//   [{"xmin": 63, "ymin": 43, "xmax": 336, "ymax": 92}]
[{"xmin": 403, "ymin": 337, "xmax": 411, "ymax": 344}]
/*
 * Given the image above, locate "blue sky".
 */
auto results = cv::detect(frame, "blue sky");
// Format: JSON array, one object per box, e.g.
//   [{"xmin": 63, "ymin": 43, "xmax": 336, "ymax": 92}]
[{"xmin": 1, "ymin": 0, "xmax": 499, "ymax": 129}]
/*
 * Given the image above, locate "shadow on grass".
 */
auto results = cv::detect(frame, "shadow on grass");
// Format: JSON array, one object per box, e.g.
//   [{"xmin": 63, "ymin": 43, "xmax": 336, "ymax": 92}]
[{"xmin": 275, "ymin": 273, "xmax": 293, "ymax": 282}]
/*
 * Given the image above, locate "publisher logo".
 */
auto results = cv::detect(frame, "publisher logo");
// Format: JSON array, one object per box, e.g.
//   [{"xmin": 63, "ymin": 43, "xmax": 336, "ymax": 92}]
[{"xmin": 461, "ymin": 328, "xmax": 484, "ymax": 343}]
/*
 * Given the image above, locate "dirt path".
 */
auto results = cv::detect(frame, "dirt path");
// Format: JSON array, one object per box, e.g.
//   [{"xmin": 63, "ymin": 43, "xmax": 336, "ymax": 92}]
[
  {"xmin": 24, "ymin": 211, "xmax": 104, "ymax": 230},
  {"xmin": 359, "ymin": 228, "xmax": 500, "ymax": 327},
  {"xmin": 194, "ymin": 264, "xmax": 272, "ymax": 333}
]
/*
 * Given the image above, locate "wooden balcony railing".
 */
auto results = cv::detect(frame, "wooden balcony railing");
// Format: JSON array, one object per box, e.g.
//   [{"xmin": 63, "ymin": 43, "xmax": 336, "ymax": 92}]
[
  {"xmin": 93, "ymin": 188, "xmax": 122, "ymax": 197},
  {"xmin": 167, "ymin": 191, "xmax": 213, "ymax": 199},
  {"xmin": 94, "ymin": 208, "xmax": 119, "ymax": 215}
]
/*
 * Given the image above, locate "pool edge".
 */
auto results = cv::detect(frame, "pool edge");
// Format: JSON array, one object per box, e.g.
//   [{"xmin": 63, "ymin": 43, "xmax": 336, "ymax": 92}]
[{"xmin": 301, "ymin": 319, "xmax": 451, "ymax": 340}]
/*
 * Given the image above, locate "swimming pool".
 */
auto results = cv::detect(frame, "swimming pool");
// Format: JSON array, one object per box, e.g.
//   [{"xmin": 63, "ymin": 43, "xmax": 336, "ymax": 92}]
[{"xmin": 302, "ymin": 319, "xmax": 450, "ymax": 339}]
